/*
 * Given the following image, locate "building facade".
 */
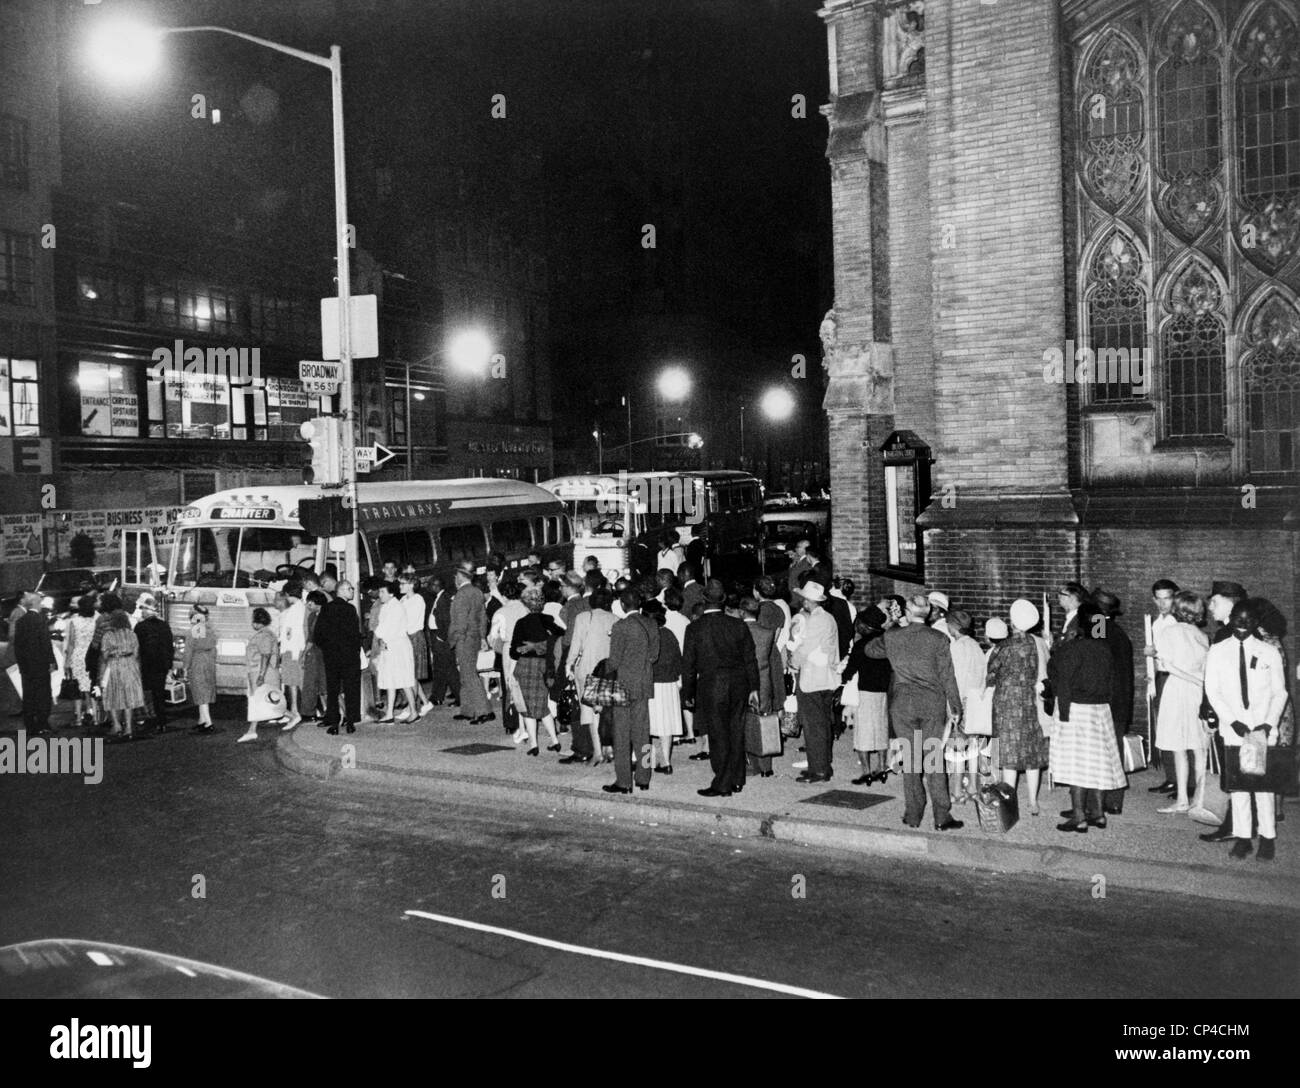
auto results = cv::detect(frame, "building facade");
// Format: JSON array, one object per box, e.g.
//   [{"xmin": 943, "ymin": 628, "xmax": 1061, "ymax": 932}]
[{"xmin": 819, "ymin": 0, "xmax": 1297, "ymax": 704}]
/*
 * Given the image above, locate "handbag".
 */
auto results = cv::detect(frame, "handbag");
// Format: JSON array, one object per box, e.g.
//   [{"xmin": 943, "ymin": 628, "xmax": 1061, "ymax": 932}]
[
  {"xmin": 247, "ymin": 682, "xmax": 286, "ymax": 723},
  {"xmin": 779, "ymin": 708, "xmax": 801, "ymax": 738},
  {"xmin": 839, "ymin": 675, "xmax": 860, "ymax": 708},
  {"xmin": 1122, "ymin": 733, "xmax": 1146, "ymax": 773},
  {"xmin": 59, "ymin": 676, "xmax": 81, "ymax": 701},
  {"xmin": 476, "ymin": 648, "xmax": 496, "ymax": 673},
  {"xmin": 963, "ymin": 686, "xmax": 994, "ymax": 736},
  {"xmin": 556, "ymin": 681, "xmax": 581, "ymax": 725},
  {"xmin": 758, "ymin": 711, "xmax": 782, "ymax": 755},
  {"xmin": 1223, "ymin": 743, "xmax": 1299, "ymax": 796},
  {"xmin": 975, "ymin": 781, "xmax": 1020, "ymax": 833},
  {"xmin": 581, "ymin": 674, "xmax": 629, "ymax": 708}
]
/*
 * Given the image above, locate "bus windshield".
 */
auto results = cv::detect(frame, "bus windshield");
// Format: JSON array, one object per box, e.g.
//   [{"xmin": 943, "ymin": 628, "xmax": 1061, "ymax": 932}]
[
  {"xmin": 171, "ymin": 525, "xmax": 317, "ymax": 588},
  {"xmin": 568, "ymin": 498, "xmax": 641, "ymax": 537}
]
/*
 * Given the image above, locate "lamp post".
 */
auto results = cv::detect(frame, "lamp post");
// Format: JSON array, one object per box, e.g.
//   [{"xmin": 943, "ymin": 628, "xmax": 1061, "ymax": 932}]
[
  {"xmin": 90, "ymin": 20, "xmax": 361, "ymax": 614},
  {"xmin": 398, "ymin": 329, "xmax": 493, "ymax": 479}
]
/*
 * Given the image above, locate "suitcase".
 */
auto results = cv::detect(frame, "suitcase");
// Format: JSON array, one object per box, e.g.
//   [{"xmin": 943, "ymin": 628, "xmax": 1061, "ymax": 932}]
[
  {"xmin": 1222, "ymin": 745, "xmax": 1300, "ymax": 797},
  {"xmin": 745, "ymin": 711, "xmax": 783, "ymax": 757}
]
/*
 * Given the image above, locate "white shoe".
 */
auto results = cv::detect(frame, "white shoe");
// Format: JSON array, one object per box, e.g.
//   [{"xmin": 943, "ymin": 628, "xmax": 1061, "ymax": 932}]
[
  {"xmin": 417, "ymin": 703, "xmax": 435, "ymax": 717},
  {"xmin": 792, "ymin": 760, "xmax": 809, "ymax": 770},
  {"xmin": 236, "ymin": 730, "xmax": 258, "ymax": 744},
  {"xmin": 395, "ymin": 710, "xmax": 417, "ymax": 724},
  {"xmin": 512, "ymin": 730, "xmax": 528, "ymax": 745},
  {"xmin": 1157, "ymin": 801, "xmax": 1191, "ymax": 814},
  {"xmin": 281, "ymin": 715, "xmax": 302, "ymax": 732}
]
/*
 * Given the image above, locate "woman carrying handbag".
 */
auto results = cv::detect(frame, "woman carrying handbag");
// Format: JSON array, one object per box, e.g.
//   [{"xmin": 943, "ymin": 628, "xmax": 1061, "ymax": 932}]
[{"xmin": 238, "ymin": 608, "xmax": 284, "ymax": 744}]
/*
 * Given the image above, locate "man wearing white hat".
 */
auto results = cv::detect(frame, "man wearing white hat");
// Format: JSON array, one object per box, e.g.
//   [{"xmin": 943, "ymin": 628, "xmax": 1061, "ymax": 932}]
[{"xmin": 790, "ymin": 579, "xmax": 841, "ymax": 783}]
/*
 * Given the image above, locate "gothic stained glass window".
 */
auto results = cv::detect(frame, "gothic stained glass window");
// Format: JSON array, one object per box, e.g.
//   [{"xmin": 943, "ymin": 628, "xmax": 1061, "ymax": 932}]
[
  {"xmin": 1156, "ymin": 2, "xmax": 1221, "ymax": 239},
  {"xmin": 1085, "ymin": 232, "xmax": 1148, "ymax": 401},
  {"xmin": 1243, "ymin": 295, "xmax": 1300, "ymax": 474},
  {"xmin": 1235, "ymin": 3, "xmax": 1300, "ymax": 272},
  {"xmin": 1081, "ymin": 34, "xmax": 1145, "ymax": 210},
  {"xmin": 1163, "ymin": 262, "xmax": 1226, "ymax": 438},
  {"xmin": 1074, "ymin": 2, "xmax": 1300, "ymax": 474}
]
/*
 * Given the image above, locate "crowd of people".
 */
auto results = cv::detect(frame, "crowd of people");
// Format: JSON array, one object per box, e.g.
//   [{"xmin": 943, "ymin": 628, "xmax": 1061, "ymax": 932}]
[{"xmin": 6, "ymin": 543, "xmax": 1292, "ymax": 861}]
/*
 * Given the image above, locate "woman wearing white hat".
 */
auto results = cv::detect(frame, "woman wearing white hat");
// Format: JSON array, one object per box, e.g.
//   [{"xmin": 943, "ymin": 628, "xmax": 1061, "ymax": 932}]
[{"xmin": 986, "ymin": 600, "xmax": 1051, "ymax": 815}]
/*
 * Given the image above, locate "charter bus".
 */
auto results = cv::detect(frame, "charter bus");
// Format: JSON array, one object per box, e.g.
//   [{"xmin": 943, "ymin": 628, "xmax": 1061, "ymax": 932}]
[
  {"xmin": 540, "ymin": 470, "xmax": 763, "ymax": 580},
  {"xmin": 153, "ymin": 479, "xmax": 571, "ymax": 694}
]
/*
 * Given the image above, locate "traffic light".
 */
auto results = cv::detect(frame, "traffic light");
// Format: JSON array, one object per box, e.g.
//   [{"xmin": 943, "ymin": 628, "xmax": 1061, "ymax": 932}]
[
  {"xmin": 300, "ymin": 416, "xmax": 344, "ymax": 486},
  {"xmin": 299, "ymin": 495, "xmax": 353, "ymax": 537}
]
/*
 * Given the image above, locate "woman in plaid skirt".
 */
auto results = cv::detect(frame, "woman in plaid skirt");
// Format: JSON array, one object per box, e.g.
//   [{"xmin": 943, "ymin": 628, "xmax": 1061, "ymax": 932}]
[{"xmin": 1049, "ymin": 601, "xmax": 1127, "ymax": 832}]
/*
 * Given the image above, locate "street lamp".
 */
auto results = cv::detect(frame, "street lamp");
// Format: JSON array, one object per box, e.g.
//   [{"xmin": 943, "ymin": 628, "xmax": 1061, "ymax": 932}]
[
  {"xmin": 89, "ymin": 17, "xmax": 361, "ymax": 616},
  {"xmin": 656, "ymin": 366, "xmax": 692, "ymax": 402},
  {"xmin": 447, "ymin": 328, "xmax": 494, "ymax": 378},
  {"xmin": 761, "ymin": 387, "xmax": 796, "ymax": 422}
]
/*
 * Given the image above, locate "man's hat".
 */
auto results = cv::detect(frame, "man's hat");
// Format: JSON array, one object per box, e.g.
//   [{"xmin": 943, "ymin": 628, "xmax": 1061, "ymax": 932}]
[
  {"xmin": 703, "ymin": 579, "xmax": 727, "ymax": 606},
  {"xmin": 927, "ymin": 590, "xmax": 950, "ymax": 612},
  {"xmin": 1209, "ymin": 580, "xmax": 1247, "ymax": 601},
  {"xmin": 136, "ymin": 594, "xmax": 157, "ymax": 613},
  {"xmin": 1091, "ymin": 588, "xmax": 1122, "ymax": 616},
  {"xmin": 800, "ymin": 580, "xmax": 827, "ymax": 603}
]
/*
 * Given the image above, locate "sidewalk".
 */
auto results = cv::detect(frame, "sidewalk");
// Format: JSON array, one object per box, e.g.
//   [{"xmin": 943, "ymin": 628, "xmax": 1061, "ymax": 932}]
[{"xmin": 278, "ymin": 694, "xmax": 1300, "ymax": 909}]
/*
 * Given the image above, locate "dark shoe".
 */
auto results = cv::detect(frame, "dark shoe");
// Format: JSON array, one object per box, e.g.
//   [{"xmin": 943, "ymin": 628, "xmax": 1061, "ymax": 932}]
[
  {"xmin": 1085, "ymin": 815, "xmax": 1108, "ymax": 829},
  {"xmin": 1059, "ymin": 809, "xmax": 1076, "ymax": 818},
  {"xmin": 344, "ymin": 722, "xmax": 356, "ymax": 734},
  {"xmin": 852, "ymin": 774, "xmax": 872, "ymax": 785},
  {"xmin": 527, "ymin": 747, "xmax": 539, "ymax": 757},
  {"xmin": 796, "ymin": 773, "xmax": 830, "ymax": 784},
  {"xmin": 547, "ymin": 743, "xmax": 562, "ymax": 753},
  {"xmin": 558, "ymin": 754, "xmax": 591, "ymax": 764},
  {"xmin": 732, "ymin": 784, "xmax": 744, "ymax": 794},
  {"xmin": 1056, "ymin": 819, "xmax": 1088, "ymax": 833},
  {"xmin": 1149, "ymin": 781, "xmax": 1176, "ymax": 794},
  {"xmin": 901, "ymin": 818, "xmax": 921, "ymax": 829},
  {"xmin": 636, "ymin": 782, "xmax": 649, "ymax": 791},
  {"xmin": 190, "ymin": 723, "xmax": 213, "ymax": 734},
  {"xmin": 689, "ymin": 751, "xmax": 711, "ymax": 761},
  {"xmin": 1200, "ymin": 827, "xmax": 1235, "ymax": 843},
  {"xmin": 1229, "ymin": 838, "xmax": 1254, "ymax": 860},
  {"xmin": 1103, "ymin": 803, "xmax": 1123, "ymax": 816},
  {"xmin": 317, "ymin": 720, "xmax": 331, "ymax": 728},
  {"xmin": 326, "ymin": 726, "xmax": 339, "ymax": 735},
  {"xmin": 936, "ymin": 818, "xmax": 964, "ymax": 831},
  {"xmin": 760, "ymin": 771, "xmax": 774, "ymax": 778},
  {"xmin": 480, "ymin": 712, "xmax": 496, "ymax": 723},
  {"xmin": 869, "ymin": 770, "xmax": 890, "ymax": 785},
  {"xmin": 655, "ymin": 765, "xmax": 673, "ymax": 774},
  {"xmin": 697, "ymin": 787, "xmax": 731, "ymax": 797},
  {"xmin": 602, "ymin": 784, "xmax": 631, "ymax": 794},
  {"xmin": 1257, "ymin": 838, "xmax": 1276, "ymax": 862},
  {"xmin": 678, "ymin": 737, "xmax": 696, "ymax": 745},
  {"xmin": 453, "ymin": 714, "xmax": 470, "ymax": 721}
]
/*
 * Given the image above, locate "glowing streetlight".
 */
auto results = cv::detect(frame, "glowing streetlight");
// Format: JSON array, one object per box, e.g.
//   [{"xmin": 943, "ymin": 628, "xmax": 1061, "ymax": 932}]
[
  {"xmin": 447, "ymin": 329, "xmax": 493, "ymax": 377},
  {"xmin": 761, "ymin": 387, "xmax": 796, "ymax": 421},
  {"xmin": 687, "ymin": 432, "xmax": 704, "ymax": 449},
  {"xmin": 656, "ymin": 366, "xmax": 691, "ymax": 402},
  {"xmin": 87, "ymin": 20, "xmax": 164, "ymax": 82}
]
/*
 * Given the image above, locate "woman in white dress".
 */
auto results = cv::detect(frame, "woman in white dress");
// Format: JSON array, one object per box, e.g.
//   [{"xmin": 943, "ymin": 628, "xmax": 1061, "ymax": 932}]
[
  {"xmin": 567, "ymin": 586, "xmax": 617, "ymax": 764},
  {"xmin": 64, "ymin": 594, "xmax": 98, "ymax": 729},
  {"xmin": 373, "ymin": 581, "xmax": 419, "ymax": 723},
  {"xmin": 1153, "ymin": 591, "xmax": 1210, "ymax": 814}
]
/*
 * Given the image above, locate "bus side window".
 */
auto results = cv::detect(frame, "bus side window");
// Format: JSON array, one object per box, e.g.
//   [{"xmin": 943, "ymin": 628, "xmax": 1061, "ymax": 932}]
[
  {"xmin": 440, "ymin": 523, "xmax": 486, "ymax": 564},
  {"xmin": 377, "ymin": 529, "xmax": 434, "ymax": 568},
  {"xmin": 491, "ymin": 518, "xmax": 531, "ymax": 554},
  {"xmin": 532, "ymin": 516, "xmax": 548, "ymax": 546}
]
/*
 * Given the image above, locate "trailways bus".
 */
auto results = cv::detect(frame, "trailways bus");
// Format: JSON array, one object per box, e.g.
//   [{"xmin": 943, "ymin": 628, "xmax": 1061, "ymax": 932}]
[
  {"xmin": 148, "ymin": 479, "xmax": 571, "ymax": 695},
  {"xmin": 539, "ymin": 470, "xmax": 763, "ymax": 581}
]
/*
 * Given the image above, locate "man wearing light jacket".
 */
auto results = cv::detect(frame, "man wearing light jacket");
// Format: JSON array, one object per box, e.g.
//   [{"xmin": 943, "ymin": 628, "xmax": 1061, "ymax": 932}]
[
  {"xmin": 790, "ymin": 579, "xmax": 841, "ymax": 784},
  {"xmin": 1205, "ymin": 598, "xmax": 1289, "ymax": 862}
]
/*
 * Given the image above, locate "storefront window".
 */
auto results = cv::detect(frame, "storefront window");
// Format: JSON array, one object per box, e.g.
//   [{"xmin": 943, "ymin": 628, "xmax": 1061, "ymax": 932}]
[
  {"xmin": 78, "ymin": 361, "xmax": 138, "ymax": 437},
  {"xmin": 0, "ymin": 357, "xmax": 39, "ymax": 435}
]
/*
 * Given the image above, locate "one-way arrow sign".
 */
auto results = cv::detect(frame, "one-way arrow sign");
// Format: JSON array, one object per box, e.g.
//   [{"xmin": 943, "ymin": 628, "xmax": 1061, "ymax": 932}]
[{"xmin": 353, "ymin": 442, "xmax": 397, "ymax": 474}]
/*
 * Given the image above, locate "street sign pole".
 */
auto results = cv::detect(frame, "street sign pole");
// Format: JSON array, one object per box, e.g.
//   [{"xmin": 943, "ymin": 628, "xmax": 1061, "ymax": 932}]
[{"xmin": 330, "ymin": 44, "xmax": 361, "ymax": 617}]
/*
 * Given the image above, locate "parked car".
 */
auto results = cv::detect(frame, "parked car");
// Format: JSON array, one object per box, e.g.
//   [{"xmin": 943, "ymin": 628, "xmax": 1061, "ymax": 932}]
[
  {"xmin": 0, "ymin": 567, "xmax": 100, "ymax": 627},
  {"xmin": 760, "ymin": 507, "xmax": 832, "ymax": 574}
]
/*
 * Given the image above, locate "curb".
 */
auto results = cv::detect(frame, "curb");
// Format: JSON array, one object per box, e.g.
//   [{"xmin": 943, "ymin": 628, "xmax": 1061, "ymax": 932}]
[{"xmin": 275, "ymin": 732, "xmax": 1299, "ymax": 909}]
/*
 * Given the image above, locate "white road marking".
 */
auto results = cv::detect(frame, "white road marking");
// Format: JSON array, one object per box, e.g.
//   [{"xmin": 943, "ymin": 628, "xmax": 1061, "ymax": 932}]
[{"xmin": 404, "ymin": 910, "xmax": 841, "ymax": 999}]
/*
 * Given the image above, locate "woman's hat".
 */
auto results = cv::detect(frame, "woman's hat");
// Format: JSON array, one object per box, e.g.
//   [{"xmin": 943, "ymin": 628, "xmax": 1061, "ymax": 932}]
[
  {"xmin": 985, "ymin": 616, "xmax": 1009, "ymax": 640},
  {"xmin": 1009, "ymin": 599, "xmax": 1039, "ymax": 632}
]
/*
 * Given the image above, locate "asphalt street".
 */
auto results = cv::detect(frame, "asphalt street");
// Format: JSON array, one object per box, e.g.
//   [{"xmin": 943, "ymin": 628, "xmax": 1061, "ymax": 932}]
[{"xmin": 1, "ymin": 710, "xmax": 1297, "ymax": 999}]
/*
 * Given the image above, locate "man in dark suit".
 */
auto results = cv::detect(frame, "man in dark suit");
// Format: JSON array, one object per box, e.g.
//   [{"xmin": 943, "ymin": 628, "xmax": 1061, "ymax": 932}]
[
  {"xmin": 14, "ymin": 593, "xmax": 56, "ymax": 736},
  {"xmin": 448, "ymin": 564, "xmax": 492, "ymax": 723},
  {"xmin": 867, "ymin": 594, "xmax": 964, "ymax": 830},
  {"xmin": 679, "ymin": 563, "xmax": 705, "ymax": 619},
  {"xmin": 134, "ymin": 595, "xmax": 175, "ymax": 733},
  {"xmin": 1092, "ymin": 588, "xmax": 1133, "ymax": 815},
  {"xmin": 426, "ymin": 575, "xmax": 459, "ymax": 706},
  {"xmin": 786, "ymin": 540, "xmax": 815, "ymax": 601},
  {"xmin": 682, "ymin": 580, "xmax": 760, "ymax": 798},
  {"xmin": 603, "ymin": 586, "xmax": 660, "ymax": 793},
  {"xmin": 313, "ymin": 580, "xmax": 363, "ymax": 734}
]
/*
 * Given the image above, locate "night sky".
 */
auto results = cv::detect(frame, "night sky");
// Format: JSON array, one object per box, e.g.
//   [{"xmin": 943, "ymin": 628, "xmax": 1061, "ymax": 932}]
[{"xmin": 61, "ymin": 0, "xmax": 832, "ymax": 377}]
